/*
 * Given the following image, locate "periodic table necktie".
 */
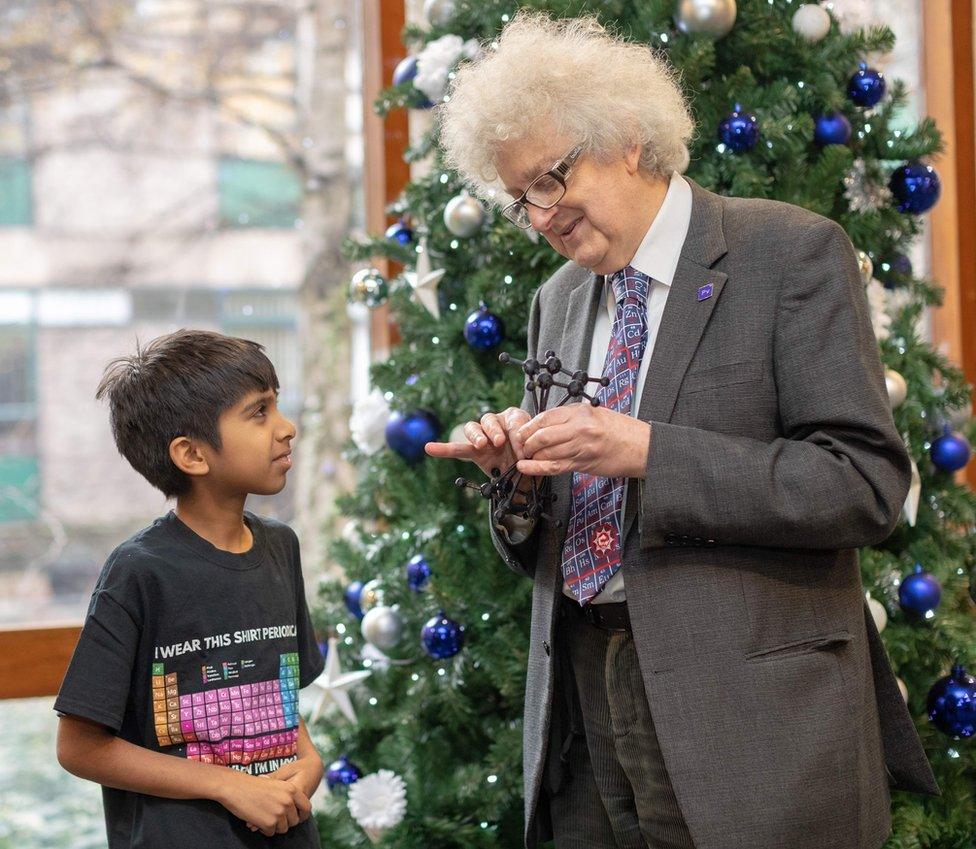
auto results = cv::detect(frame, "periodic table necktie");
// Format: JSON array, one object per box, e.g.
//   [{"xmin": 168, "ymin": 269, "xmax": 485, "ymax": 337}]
[{"xmin": 559, "ymin": 266, "xmax": 650, "ymax": 605}]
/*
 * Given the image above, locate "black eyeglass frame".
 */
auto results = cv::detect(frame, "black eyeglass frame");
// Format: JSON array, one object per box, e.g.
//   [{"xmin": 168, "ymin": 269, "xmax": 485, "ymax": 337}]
[{"xmin": 501, "ymin": 144, "xmax": 584, "ymax": 228}]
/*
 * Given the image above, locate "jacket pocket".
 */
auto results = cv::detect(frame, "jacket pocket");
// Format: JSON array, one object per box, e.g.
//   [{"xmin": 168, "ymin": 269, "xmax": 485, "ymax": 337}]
[
  {"xmin": 744, "ymin": 630, "xmax": 852, "ymax": 662},
  {"xmin": 680, "ymin": 359, "xmax": 764, "ymax": 394}
]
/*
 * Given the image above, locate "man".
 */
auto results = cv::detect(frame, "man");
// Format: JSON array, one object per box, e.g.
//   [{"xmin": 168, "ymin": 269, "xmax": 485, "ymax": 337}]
[{"xmin": 426, "ymin": 12, "xmax": 937, "ymax": 849}]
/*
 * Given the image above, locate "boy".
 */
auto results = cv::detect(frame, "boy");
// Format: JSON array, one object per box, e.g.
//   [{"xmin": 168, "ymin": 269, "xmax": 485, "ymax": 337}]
[{"xmin": 55, "ymin": 329, "xmax": 325, "ymax": 848}]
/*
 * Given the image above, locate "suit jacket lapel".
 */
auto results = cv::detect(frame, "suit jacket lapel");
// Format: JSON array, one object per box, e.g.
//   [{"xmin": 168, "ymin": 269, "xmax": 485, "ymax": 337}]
[{"xmin": 636, "ymin": 178, "xmax": 729, "ymax": 425}]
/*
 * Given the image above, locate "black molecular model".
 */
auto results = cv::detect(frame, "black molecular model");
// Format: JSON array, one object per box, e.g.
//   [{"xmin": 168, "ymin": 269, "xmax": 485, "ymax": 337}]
[{"xmin": 454, "ymin": 350, "xmax": 610, "ymax": 526}]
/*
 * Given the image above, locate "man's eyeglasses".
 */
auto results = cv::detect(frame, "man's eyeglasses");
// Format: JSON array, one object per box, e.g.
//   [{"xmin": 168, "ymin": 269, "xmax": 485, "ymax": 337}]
[{"xmin": 501, "ymin": 145, "xmax": 584, "ymax": 229}]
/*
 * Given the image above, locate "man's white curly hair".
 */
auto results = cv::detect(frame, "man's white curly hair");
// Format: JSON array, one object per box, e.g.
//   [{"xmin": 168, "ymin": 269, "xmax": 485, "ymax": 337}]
[{"xmin": 439, "ymin": 11, "xmax": 695, "ymax": 204}]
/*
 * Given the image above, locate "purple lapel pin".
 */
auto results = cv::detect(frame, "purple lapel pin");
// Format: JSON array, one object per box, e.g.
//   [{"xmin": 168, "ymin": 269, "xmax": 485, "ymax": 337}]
[{"xmin": 697, "ymin": 283, "xmax": 713, "ymax": 302}]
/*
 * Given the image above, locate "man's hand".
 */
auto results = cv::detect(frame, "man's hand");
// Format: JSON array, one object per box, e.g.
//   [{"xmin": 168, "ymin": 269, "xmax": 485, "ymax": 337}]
[
  {"xmin": 515, "ymin": 404, "xmax": 652, "ymax": 478},
  {"xmin": 424, "ymin": 407, "xmax": 532, "ymax": 477},
  {"xmin": 215, "ymin": 769, "xmax": 311, "ymax": 837}
]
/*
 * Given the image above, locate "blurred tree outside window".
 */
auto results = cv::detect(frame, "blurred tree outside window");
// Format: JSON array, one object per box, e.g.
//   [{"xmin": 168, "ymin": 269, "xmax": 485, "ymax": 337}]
[
  {"xmin": 218, "ymin": 157, "xmax": 303, "ymax": 228},
  {"xmin": 0, "ymin": 157, "xmax": 32, "ymax": 226},
  {"xmin": 0, "ymin": 320, "xmax": 38, "ymax": 522}
]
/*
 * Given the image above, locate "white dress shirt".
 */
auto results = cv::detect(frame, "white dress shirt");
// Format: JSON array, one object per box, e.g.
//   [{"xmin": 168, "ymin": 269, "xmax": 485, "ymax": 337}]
[
  {"xmin": 578, "ymin": 170, "xmax": 692, "ymax": 602},
  {"xmin": 499, "ymin": 171, "xmax": 693, "ymax": 603}
]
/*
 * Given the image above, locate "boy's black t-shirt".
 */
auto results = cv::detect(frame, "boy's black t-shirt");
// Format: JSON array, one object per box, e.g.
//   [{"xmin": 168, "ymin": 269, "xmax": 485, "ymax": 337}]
[{"xmin": 54, "ymin": 510, "xmax": 325, "ymax": 849}]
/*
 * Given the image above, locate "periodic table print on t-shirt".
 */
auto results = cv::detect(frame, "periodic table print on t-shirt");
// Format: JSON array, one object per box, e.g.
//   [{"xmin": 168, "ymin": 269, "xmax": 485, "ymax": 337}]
[{"xmin": 151, "ymin": 651, "xmax": 301, "ymax": 774}]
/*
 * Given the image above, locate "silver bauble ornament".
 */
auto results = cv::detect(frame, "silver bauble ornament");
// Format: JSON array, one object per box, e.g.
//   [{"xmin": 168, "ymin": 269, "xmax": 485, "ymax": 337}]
[
  {"xmin": 897, "ymin": 677, "xmax": 909, "ymax": 703},
  {"xmin": 443, "ymin": 191, "xmax": 486, "ymax": 238},
  {"xmin": 866, "ymin": 591, "xmax": 887, "ymax": 633},
  {"xmin": 856, "ymin": 250, "xmax": 873, "ymax": 285},
  {"xmin": 358, "ymin": 578, "xmax": 383, "ymax": 613},
  {"xmin": 361, "ymin": 605, "xmax": 405, "ymax": 651},
  {"xmin": 674, "ymin": 0, "xmax": 737, "ymax": 39},
  {"xmin": 348, "ymin": 268, "xmax": 389, "ymax": 308},
  {"xmin": 885, "ymin": 369, "xmax": 907, "ymax": 409},
  {"xmin": 791, "ymin": 4, "xmax": 831, "ymax": 42},
  {"xmin": 423, "ymin": 0, "xmax": 456, "ymax": 27}
]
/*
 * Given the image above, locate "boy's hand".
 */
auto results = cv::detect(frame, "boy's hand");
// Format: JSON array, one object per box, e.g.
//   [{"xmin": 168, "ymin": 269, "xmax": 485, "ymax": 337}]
[
  {"xmin": 270, "ymin": 755, "xmax": 324, "ymax": 800},
  {"xmin": 215, "ymin": 769, "xmax": 311, "ymax": 836}
]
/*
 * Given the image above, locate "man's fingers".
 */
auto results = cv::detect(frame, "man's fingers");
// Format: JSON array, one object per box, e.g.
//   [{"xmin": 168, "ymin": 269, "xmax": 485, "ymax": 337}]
[
  {"xmin": 516, "ymin": 407, "xmax": 566, "ymax": 443},
  {"xmin": 462, "ymin": 421, "xmax": 488, "ymax": 448},
  {"xmin": 424, "ymin": 441, "xmax": 477, "ymax": 460},
  {"xmin": 523, "ymin": 423, "xmax": 576, "ymax": 458},
  {"xmin": 526, "ymin": 442, "xmax": 575, "ymax": 463},
  {"xmin": 503, "ymin": 408, "xmax": 531, "ymax": 456},
  {"xmin": 480, "ymin": 413, "xmax": 506, "ymax": 447},
  {"xmin": 517, "ymin": 458, "xmax": 563, "ymax": 476}
]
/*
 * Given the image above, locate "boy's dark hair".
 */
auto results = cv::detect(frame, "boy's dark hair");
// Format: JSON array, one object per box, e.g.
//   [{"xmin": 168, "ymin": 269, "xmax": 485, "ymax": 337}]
[{"xmin": 96, "ymin": 329, "xmax": 280, "ymax": 497}]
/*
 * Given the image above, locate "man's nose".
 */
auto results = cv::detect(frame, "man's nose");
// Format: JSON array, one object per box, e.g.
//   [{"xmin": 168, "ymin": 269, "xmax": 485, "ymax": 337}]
[{"xmin": 526, "ymin": 203, "xmax": 559, "ymax": 233}]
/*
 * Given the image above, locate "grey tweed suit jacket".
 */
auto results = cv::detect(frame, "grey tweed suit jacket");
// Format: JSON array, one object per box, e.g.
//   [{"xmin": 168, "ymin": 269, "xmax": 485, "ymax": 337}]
[{"xmin": 489, "ymin": 177, "xmax": 939, "ymax": 849}]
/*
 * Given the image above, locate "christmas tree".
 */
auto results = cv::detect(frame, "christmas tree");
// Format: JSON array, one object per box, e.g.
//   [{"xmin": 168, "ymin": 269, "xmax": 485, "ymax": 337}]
[{"xmin": 311, "ymin": 2, "xmax": 975, "ymax": 846}]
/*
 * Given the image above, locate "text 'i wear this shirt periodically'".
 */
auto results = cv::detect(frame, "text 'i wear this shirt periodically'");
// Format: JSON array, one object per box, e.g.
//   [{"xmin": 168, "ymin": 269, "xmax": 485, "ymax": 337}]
[{"xmin": 54, "ymin": 510, "xmax": 325, "ymax": 849}]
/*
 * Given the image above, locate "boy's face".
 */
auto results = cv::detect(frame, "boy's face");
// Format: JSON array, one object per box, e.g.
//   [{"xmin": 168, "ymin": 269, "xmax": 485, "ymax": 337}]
[{"xmin": 203, "ymin": 388, "xmax": 297, "ymax": 496}]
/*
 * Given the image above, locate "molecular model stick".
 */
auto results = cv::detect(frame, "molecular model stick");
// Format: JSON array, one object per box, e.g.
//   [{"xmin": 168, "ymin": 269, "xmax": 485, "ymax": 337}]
[{"xmin": 455, "ymin": 350, "xmax": 610, "ymax": 526}]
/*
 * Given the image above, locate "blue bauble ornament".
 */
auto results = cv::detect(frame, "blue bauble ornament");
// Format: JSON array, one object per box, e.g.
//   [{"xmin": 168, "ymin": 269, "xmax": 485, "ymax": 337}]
[
  {"xmin": 392, "ymin": 55, "xmax": 419, "ymax": 86},
  {"xmin": 385, "ymin": 410, "xmax": 441, "ymax": 463},
  {"xmin": 926, "ymin": 665, "xmax": 976, "ymax": 739},
  {"xmin": 464, "ymin": 301, "xmax": 505, "ymax": 350},
  {"xmin": 877, "ymin": 252, "xmax": 912, "ymax": 288},
  {"xmin": 898, "ymin": 563, "xmax": 942, "ymax": 616},
  {"xmin": 847, "ymin": 61, "xmax": 886, "ymax": 107},
  {"xmin": 421, "ymin": 611, "xmax": 465, "ymax": 659},
  {"xmin": 344, "ymin": 580, "xmax": 365, "ymax": 620},
  {"xmin": 930, "ymin": 425, "xmax": 971, "ymax": 472},
  {"xmin": 406, "ymin": 554, "xmax": 431, "ymax": 591},
  {"xmin": 889, "ymin": 162, "xmax": 941, "ymax": 214},
  {"xmin": 325, "ymin": 755, "xmax": 361, "ymax": 790},
  {"xmin": 385, "ymin": 218, "xmax": 413, "ymax": 245},
  {"xmin": 814, "ymin": 112, "xmax": 852, "ymax": 146},
  {"xmin": 392, "ymin": 55, "xmax": 435, "ymax": 108},
  {"xmin": 718, "ymin": 104, "xmax": 759, "ymax": 153}
]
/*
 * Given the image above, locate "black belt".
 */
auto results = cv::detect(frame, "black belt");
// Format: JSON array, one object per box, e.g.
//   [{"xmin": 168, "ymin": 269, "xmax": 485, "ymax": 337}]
[{"xmin": 562, "ymin": 594, "xmax": 631, "ymax": 633}]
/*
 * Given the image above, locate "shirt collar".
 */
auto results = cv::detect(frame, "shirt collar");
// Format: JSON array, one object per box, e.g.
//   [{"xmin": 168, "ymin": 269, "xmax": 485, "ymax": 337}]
[{"xmin": 604, "ymin": 170, "xmax": 692, "ymax": 295}]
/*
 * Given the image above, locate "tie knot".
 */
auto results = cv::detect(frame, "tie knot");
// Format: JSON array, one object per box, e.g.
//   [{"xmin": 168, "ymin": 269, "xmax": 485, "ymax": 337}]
[{"xmin": 610, "ymin": 266, "xmax": 649, "ymax": 307}]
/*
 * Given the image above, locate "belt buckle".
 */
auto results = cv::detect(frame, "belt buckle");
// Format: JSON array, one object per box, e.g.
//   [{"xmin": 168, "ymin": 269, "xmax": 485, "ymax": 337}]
[{"xmin": 584, "ymin": 602, "xmax": 629, "ymax": 633}]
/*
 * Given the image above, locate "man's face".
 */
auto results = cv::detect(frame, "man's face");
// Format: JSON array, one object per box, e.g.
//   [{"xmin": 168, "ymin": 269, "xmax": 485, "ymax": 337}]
[
  {"xmin": 494, "ymin": 137, "xmax": 643, "ymax": 275},
  {"xmin": 204, "ymin": 388, "xmax": 296, "ymax": 497}
]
